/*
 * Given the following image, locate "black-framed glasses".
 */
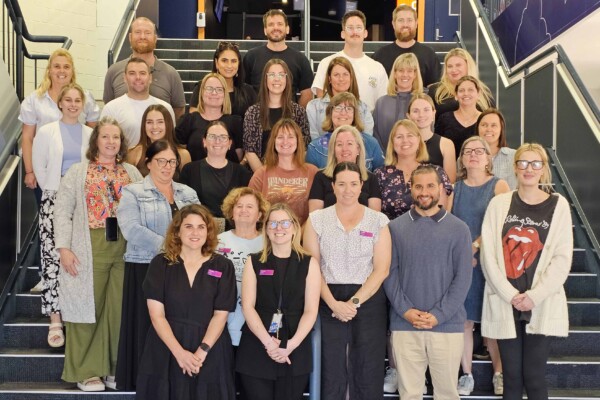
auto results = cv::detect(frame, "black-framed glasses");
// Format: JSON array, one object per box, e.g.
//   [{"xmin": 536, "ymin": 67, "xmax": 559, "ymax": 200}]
[
  {"xmin": 206, "ymin": 133, "xmax": 230, "ymax": 143},
  {"xmin": 333, "ymin": 105, "xmax": 354, "ymax": 113},
  {"xmin": 463, "ymin": 148, "xmax": 487, "ymax": 156},
  {"xmin": 204, "ymin": 86, "xmax": 225, "ymax": 94},
  {"xmin": 515, "ymin": 160, "xmax": 544, "ymax": 170},
  {"xmin": 154, "ymin": 158, "xmax": 178, "ymax": 168},
  {"xmin": 267, "ymin": 219, "xmax": 293, "ymax": 230}
]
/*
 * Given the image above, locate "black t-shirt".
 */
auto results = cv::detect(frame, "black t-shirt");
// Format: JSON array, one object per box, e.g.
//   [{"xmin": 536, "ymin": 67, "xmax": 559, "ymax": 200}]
[
  {"xmin": 175, "ymin": 113, "xmax": 243, "ymax": 162},
  {"xmin": 189, "ymin": 83, "xmax": 257, "ymax": 119},
  {"xmin": 261, "ymin": 108, "xmax": 283, "ymax": 157},
  {"xmin": 424, "ymin": 133, "xmax": 444, "ymax": 168},
  {"xmin": 242, "ymin": 46, "xmax": 313, "ymax": 101},
  {"xmin": 372, "ymin": 41, "xmax": 441, "ymax": 87},
  {"xmin": 308, "ymin": 170, "xmax": 382, "ymax": 208},
  {"xmin": 502, "ymin": 192, "xmax": 558, "ymax": 321},
  {"xmin": 435, "ymin": 111, "xmax": 477, "ymax": 157}
]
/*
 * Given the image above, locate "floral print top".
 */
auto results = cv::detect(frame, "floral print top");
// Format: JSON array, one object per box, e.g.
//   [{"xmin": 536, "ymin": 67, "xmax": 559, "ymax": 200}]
[
  {"xmin": 374, "ymin": 163, "xmax": 453, "ymax": 220},
  {"xmin": 85, "ymin": 162, "xmax": 131, "ymax": 229}
]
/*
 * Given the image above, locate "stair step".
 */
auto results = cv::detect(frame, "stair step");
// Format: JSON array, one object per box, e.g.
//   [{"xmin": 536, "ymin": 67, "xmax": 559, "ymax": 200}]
[
  {"xmin": 0, "ymin": 348, "xmax": 64, "ymax": 383},
  {"xmin": 0, "ymin": 382, "xmax": 134, "ymax": 399}
]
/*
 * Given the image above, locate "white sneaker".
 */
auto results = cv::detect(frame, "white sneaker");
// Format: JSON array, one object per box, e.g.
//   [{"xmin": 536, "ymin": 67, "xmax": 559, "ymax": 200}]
[
  {"xmin": 30, "ymin": 279, "xmax": 43, "ymax": 293},
  {"xmin": 457, "ymin": 374, "xmax": 475, "ymax": 396},
  {"xmin": 383, "ymin": 367, "xmax": 398, "ymax": 393},
  {"xmin": 492, "ymin": 372, "xmax": 503, "ymax": 395},
  {"xmin": 102, "ymin": 375, "xmax": 117, "ymax": 390}
]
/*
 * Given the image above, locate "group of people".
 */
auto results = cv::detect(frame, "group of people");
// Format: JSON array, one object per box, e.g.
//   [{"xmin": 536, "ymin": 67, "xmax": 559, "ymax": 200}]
[{"xmin": 19, "ymin": 5, "xmax": 573, "ymax": 400}]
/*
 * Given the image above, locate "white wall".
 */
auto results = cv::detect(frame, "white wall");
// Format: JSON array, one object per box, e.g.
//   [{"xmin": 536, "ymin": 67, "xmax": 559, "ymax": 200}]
[{"xmin": 19, "ymin": 0, "xmax": 129, "ymax": 103}]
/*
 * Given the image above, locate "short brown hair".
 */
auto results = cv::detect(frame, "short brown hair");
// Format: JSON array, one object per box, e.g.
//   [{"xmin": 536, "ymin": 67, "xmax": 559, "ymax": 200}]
[
  {"xmin": 86, "ymin": 117, "xmax": 129, "ymax": 163},
  {"xmin": 164, "ymin": 204, "xmax": 218, "ymax": 263},
  {"xmin": 392, "ymin": 4, "xmax": 417, "ymax": 21},
  {"xmin": 342, "ymin": 10, "xmax": 366, "ymax": 29},
  {"xmin": 125, "ymin": 57, "xmax": 151, "ymax": 74},
  {"xmin": 263, "ymin": 9, "xmax": 288, "ymax": 27},
  {"xmin": 322, "ymin": 92, "xmax": 364, "ymax": 133},
  {"xmin": 263, "ymin": 118, "xmax": 307, "ymax": 169},
  {"xmin": 221, "ymin": 187, "xmax": 270, "ymax": 231}
]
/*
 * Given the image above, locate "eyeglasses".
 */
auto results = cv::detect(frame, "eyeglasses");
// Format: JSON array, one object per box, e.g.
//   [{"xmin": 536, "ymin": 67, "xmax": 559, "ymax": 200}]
[
  {"xmin": 154, "ymin": 158, "xmax": 178, "ymax": 168},
  {"xmin": 204, "ymin": 86, "xmax": 225, "ymax": 94},
  {"xmin": 206, "ymin": 134, "xmax": 230, "ymax": 143},
  {"xmin": 267, "ymin": 219, "xmax": 293, "ymax": 230},
  {"xmin": 515, "ymin": 160, "xmax": 544, "ymax": 170},
  {"xmin": 462, "ymin": 148, "xmax": 487, "ymax": 156},
  {"xmin": 333, "ymin": 105, "xmax": 354, "ymax": 113},
  {"xmin": 266, "ymin": 72, "xmax": 287, "ymax": 80},
  {"xmin": 344, "ymin": 26, "xmax": 364, "ymax": 33}
]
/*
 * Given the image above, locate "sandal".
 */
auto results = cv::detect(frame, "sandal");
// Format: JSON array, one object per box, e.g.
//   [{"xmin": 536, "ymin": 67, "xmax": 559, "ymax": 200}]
[
  {"xmin": 102, "ymin": 375, "xmax": 117, "ymax": 390},
  {"xmin": 47, "ymin": 322, "xmax": 65, "ymax": 348},
  {"xmin": 77, "ymin": 377, "xmax": 105, "ymax": 392}
]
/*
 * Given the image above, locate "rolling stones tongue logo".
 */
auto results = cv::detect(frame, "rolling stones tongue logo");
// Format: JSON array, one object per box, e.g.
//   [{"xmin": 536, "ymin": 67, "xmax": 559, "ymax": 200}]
[{"xmin": 502, "ymin": 226, "xmax": 544, "ymax": 279}]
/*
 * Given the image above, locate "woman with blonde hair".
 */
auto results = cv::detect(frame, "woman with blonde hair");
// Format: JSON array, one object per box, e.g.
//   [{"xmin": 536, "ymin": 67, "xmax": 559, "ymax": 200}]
[
  {"xmin": 308, "ymin": 125, "xmax": 382, "ymax": 212},
  {"xmin": 136, "ymin": 204, "xmax": 237, "ymax": 399},
  {"xmin": 428, "ymin": 48, "xmax": 493, "ymax": 122},
  {"xmin": 450, "ymin": 136, "xmax": 509, "ymax": 396},
  {"xmin": 306, "ymin": 56, "xmax": 374, "ymax": 139},
  {"xmin": 249, "ymin": 118, "xmax": 318, "ymax": 225},
  {"xmin": 373, "ymin": 53, "xmax": 424, "ymax": 149},
  {"xmin": 374, "ymin": 119, "xmax": 452, "ymax": 220},
  {"xmin": 480, "ymin": 143, "xmax": 572, "ymax": 400},
  {"xmin": 176, "ymin": 72, "xmax": 243, "ymax": 163},
  {"xmin": 236, "ymin": 203, "xmax": 321, "ymax": 399}
]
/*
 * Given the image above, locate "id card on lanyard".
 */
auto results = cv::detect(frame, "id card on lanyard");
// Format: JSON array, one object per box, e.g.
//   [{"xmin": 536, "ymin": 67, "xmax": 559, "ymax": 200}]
[{"xmin": 267, "ymin": 258, "xmax": 290, "ymax": 339}]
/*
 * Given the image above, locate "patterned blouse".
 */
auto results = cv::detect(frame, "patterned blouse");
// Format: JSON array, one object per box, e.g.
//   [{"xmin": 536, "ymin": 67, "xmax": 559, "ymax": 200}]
[
  {"xmin": 374, "ymin": 163, "xmax": 453, "ymax": 220},
  {"xmin": 85, "ymin": 162, "xmax": 131, "ymax": 229},
  {"xmin": 242, "ymin": 102, "xmax": 310, "ymax": 158}
]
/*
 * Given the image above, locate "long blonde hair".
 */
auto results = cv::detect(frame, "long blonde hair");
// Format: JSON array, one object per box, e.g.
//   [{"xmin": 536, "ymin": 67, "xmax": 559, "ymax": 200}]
[
  {"xmin": 514, "ymin": 143, "xmax": 553, "ymax": 193},
  {"xmin": 384, "ymin": 119, "xmax": 428, "ymax": 166},
  {"xmin": 259, "ymin": 203, "xmax": 308, "ymax": 263},
  {"xmin": 387, "ymin": 53, "xmax": 423, "ymax": 96},
  {"xmin": 37, "ymin": 49, "xmax": 76, "ymax": 96},
  {"xmin": 323, "ymin": 125, "xmax": 368, "ymax": 181},
  {"xmin": 198, "ymin": 73, "xmax": 232, "ymax": 114}
]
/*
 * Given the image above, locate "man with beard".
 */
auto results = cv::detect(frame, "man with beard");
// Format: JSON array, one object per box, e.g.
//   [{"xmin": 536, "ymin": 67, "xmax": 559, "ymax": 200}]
[
  {"xmin": 101, "ymin": 58, "xmax": 174, "ymax": 148},
  {"xmin": 383, "ymin": 164, "xmax": 472, "ymax": 400},
  {"xmin": 103, "ymin": 17, "xmax": 185, "ymax": 120},
  {"xmin": 312, "ymin": 10, "xmax": 388, "ymax": 112},
  {"xmin": 373, "ymin": 5, "xmax": 441, "ymax": 86},
  {"xmin": 243, "ymin": 9, "xmax": 314, "ymax": 107}
]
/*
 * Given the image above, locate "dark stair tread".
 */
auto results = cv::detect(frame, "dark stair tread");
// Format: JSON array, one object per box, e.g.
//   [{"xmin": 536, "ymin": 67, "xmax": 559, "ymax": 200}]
[
  {"xmin": 0, "ymin": 381, "xmax": 134, "ymax": 395},
  {"xmin": 0, "ymin": 348, "xmax": 64, "ymax": 356}
]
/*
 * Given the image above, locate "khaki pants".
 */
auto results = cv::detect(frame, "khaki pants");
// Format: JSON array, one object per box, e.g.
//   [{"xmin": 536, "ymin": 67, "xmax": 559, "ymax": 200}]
[{"xmin": 392, "ymin": 330, "xmax": 463, "ymax": 400}]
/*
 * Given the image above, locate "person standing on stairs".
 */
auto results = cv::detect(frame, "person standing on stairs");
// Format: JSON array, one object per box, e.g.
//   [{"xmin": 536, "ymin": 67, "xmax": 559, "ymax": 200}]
[
  {"xmin": 103, "ymin": 17, "xmax": 186, "ymax": 121},
  {"xmin": 480, "ymin": 143, "xmax": 573, "ymax": 400}
]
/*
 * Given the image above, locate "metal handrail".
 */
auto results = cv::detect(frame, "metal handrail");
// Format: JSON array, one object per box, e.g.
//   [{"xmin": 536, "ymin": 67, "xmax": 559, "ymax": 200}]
[{"xmin": 107, "ymin": 0, "xmax": 139, "ymax": 67}]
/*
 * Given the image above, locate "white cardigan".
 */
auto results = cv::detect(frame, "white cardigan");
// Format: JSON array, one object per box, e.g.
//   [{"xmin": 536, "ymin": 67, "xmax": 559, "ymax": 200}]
[
  {"xmin": 480, "ymin": 191, "xmax": 573, "ymax": 339},
  {"xmin": 32, "ymin": 121, "xmax": 93, "ymax": 191}
]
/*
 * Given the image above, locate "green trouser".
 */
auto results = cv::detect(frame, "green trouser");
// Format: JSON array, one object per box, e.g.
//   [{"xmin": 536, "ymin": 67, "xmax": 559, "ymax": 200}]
[{"xmin": 62, "ymin": 228, "xmax": 125, "ymax": 382}]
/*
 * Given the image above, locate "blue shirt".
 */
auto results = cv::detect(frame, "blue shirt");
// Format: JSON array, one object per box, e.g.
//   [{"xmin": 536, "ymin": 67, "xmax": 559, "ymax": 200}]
[{"xmin": 305, "ymin": 132, "xmax": 384, "ymax": 172}]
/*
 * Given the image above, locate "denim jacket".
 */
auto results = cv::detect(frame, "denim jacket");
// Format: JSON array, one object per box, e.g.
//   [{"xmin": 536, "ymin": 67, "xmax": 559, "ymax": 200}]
[
  {"xmin": 117, "ymin": 174, "xmax": 199, "ymax": 263},
  {"xmin": 306, "ymin": 94, "xmax": 374, "ymax": 140},
  {"xmin": 305, "ymin": 131, "xmax": 384, "ymax": 172}
]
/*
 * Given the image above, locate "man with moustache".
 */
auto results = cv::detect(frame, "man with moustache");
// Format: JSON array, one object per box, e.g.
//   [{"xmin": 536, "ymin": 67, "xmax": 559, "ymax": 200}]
[
  {"xmin": 312, "ymin": 10, "xmax": 388, "ymax": 112},
  {"xmin": 101, "ymin": 58, "xmax": 174, "ymax": 148},
  {"xmin": 103, "ymin": 17, "xmax": 185, "ymax": 120},
  {"xmin": 243, "ymin": 9, "xmax": 314, "ymax": 107},
  {"xmin": 373, "ymin": 5, "xmax": 440, "ymax": 86},
  {"xmin": 384, "ymin": 164, "xmax": 472, "ymax": 400}
]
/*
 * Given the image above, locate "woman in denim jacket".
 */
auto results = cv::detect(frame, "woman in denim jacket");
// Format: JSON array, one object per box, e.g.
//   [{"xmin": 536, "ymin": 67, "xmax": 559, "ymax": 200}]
[{"xmin": 115, "ymin": 139, "xmax": 199, "ymax": 390}]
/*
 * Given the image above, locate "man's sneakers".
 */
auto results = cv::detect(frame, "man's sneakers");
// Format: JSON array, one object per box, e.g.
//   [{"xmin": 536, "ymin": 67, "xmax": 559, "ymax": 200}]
[
  {"xmin": 457, "ymin": 373, "xmax": 475, "ymax": 396},
  {"xmin": 383, "ymin": 367, "xmax": 398, "ymax": 393},
  {"xmin": 493, "ymin": 372, "xmax": 504, "ymax": 395}
]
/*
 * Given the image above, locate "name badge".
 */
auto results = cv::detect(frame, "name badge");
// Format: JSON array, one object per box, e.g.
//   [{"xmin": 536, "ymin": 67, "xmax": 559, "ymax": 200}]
[
  {"xmin": 268, "ymin": 312, "xmax": 283, "ymax": 335},
  {"xmin": 259, "ymin": 269, "xmax": 275, "ymax": 276},
  {"xmin": 207, "ymin": 269, "xmax": 222, "ymax": 278},
  {"xmin": 359, "ymin": 230, "xmax": 374, "ymax": 238},
  {"xmin": 218, "ymin": 247, "xmax": 231, "ymax": 254}
]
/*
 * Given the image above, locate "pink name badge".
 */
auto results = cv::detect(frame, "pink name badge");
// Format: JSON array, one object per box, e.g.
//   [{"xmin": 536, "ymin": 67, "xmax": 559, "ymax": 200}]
[
  {"xmin": 218, "ymin": 247, "xmax": 231, "ymax": 254},
  {"xmin": 259, "ymin": 269, "xmax": 275, "ymax": 276},
  {"xmin": 359, "ymin": 230, "xmax": 374, "ymax": 238},
  {"xmin": 207, "ymin": 269, "xmax": 222, "ymax": 278}
]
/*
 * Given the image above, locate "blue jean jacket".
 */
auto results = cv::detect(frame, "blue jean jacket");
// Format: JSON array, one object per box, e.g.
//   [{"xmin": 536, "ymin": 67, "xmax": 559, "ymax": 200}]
[
  {"xmin": 305, "ymin": 132, "xmax": 384, "ymax": 171},
  {"xmin": 117, "ymin": 174, "xmax": 199, "ymax": 263}
]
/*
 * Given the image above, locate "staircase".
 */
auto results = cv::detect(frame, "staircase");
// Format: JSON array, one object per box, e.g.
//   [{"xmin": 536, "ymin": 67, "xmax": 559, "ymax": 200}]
[{"xmin": 153, "ymin": 39, "xmax": 456, "ymax": 107}]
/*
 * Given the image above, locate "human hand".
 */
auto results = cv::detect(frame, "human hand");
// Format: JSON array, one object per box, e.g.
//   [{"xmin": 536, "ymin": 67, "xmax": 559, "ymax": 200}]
[
  {"xmin": 174, "ymin": 349, "xmax": 201, "ymax": 376},
  {"xmin": 59, "ymin": 249, "xmax": 80, "ymax": 277},
  {"xmin": 403, "ymin": 308, "xmax": 433, "ymax": 329},
  {"xmin": 330, "ymin": 300, "xmax": 358, "ymax": 322},
  {"xmin": 512, "ymin": 293, "xmax": 535, "ymax": 311},
  {"xmin": 269, "ymin": 345, "xmax": 293, "ymax": 364},
  {"xmin": 24, "ymin": 172, "xmax": 37, "ymax": 189}
]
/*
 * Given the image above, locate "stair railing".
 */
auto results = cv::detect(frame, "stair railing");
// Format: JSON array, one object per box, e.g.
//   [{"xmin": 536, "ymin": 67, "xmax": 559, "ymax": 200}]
[{"xmin": 107, "ymin": 0, "xmax": 139, "ymax": 67}]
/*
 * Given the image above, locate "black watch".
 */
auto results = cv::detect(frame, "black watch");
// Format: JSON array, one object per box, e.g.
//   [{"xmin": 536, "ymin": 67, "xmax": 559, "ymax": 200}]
[
  {"xmin": 199, "ymin": 342, "xmax": 211, "ymax": 353},
  {"xmin": 351, "ymin": 297, "xmax": 361, "ymax": 308}
]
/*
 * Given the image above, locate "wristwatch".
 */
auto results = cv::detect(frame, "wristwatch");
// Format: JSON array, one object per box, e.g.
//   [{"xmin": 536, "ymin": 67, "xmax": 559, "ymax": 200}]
[
  {"xmin": 351, "ymin": 297, "xmax": 361, "ymax": 308},
  {"xmin": 199, "ymin": 342, "xmax": 211, "ymax": 353}
]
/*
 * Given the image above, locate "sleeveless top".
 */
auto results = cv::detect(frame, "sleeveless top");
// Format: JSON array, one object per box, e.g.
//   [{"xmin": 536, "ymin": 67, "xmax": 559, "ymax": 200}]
[
  {"xmin": 236, "ymin": 252, "xmax": 312, "ymax": 378},
  {"xmin": 452, "ymin": 176, "xmax": 499, "ymax": 241},
  {"xmin": 425, "ymin": 133, "xmax": 444, "ymax": 168}
]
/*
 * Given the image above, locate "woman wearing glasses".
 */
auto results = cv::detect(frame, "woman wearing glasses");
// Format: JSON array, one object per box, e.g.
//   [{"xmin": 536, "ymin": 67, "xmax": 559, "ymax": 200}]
[
  {"xmin": 180, "ymin": 121, "xmax": 252, "ymax": 225},
  {"xmin": 243, "ymin": 59, "xmax": 310, "ymax": 172},
  {"xmin": 450, "ymin": 137, "xmax": 509, "ymax": 396},
  {"xmin": 189, "ymin": 41, "xmax": 257, "ymax": 119},
  {"xmin": 480, "ymin": 143, "xmax": 572, "ymax": 400},
  {"xmin": 237, "ymin": 203, "xmax": 321, "ymax": 400},
  {"xmin": 115, "ymin": 139, "xmax": 199, "ymax": 390},
  {"xmin": 176, "ymin": 73, "xmax": 243, "ymax": 163}
]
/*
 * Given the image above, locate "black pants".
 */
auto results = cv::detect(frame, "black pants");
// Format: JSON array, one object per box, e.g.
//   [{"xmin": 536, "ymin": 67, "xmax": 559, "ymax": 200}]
[
  {"xmin": 320, "ymin": 284, "xmax": 387, "ymax": 400},
  {"xmin": 239, "ymin": 373, "xmax": 309, "ymax": 400},
  {"xmin": 497, "ymin": 319, "xmax": 552, "ymax": 400}
]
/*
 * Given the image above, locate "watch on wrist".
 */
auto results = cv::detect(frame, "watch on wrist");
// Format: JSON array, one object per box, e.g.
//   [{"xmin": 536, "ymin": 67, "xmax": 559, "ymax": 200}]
[
  {"xmin": 351, "ymin": 297, "xmax": 361, "ymax": 308},
  {"xmin": 199, "ymin": 342, "xmax": 211, "ymax": 353}
]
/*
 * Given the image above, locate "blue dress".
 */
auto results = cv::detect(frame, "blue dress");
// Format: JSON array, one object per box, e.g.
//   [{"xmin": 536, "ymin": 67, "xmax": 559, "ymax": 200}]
[{"xmin": 452, "ymin": 177, "xmax": 499, "ymax": 322}]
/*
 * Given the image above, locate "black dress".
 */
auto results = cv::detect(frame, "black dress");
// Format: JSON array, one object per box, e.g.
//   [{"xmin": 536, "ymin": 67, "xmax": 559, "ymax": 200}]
[
  {"xmin": 136, "ymin": 254, "xmax": 237, "ymax": 400},
  {"xmin": 236, "ymin": 253, "xmax": 312, "ymax": 381}
]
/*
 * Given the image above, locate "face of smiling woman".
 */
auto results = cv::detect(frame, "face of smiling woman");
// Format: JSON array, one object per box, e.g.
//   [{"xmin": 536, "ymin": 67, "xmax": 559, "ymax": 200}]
[{"xmin": 179, "ymin": 214, "xmax": 208, "ymax": 252}]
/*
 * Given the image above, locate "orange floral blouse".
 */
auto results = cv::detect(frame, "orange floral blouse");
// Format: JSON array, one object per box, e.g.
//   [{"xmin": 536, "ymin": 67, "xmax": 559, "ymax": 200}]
[{"xmin": 85, "ymin": 162, "xmax": 131, "ymax": 229}]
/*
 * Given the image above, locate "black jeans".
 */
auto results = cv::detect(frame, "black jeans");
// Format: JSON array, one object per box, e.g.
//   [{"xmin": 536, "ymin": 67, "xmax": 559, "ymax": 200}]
[
  {"xmin": 239, "ymin": 373, "xmax": 309, "ymax": 400},
  {"xmin": 497, "ymin": 319, "xmax": 552, "ymax": 400}
]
